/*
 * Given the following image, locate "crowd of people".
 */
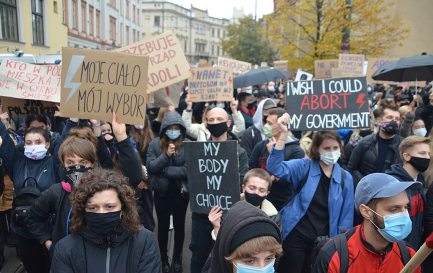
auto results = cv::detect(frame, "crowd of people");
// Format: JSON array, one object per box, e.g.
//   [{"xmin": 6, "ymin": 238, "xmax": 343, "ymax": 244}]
[{"xmin": 0, "ymin": 80, "xmax": 432, "ymax": 273}]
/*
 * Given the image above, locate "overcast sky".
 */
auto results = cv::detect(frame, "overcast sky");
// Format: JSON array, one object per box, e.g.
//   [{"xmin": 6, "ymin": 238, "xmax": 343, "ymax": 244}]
[{"xmin": 167, "ymin": 0, "xmax": 274, "ymax": 19}]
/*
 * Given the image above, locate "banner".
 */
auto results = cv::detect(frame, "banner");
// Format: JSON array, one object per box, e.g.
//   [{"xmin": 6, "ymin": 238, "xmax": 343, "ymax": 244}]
[
  {"xmin": 338, "ymin": 54, "xmax": 365, "ymax": 77},
  {"xmin": 0, "ymin": 60, "xmax": 61, "ymax": 102},
  {"xmin": 61, "ymin": 48, "xmax": 149, "ymax": 124},
  {"xmin": 285, "ymin": 77, "xmax": 370, "ymax": 131},
  {"xmin": 184, "ymin": 141, "xmax": 240, "ymax": 214},
  {"xmin": 189, "ymin": 67, "xmax": 233, "ymax": 102},
  {"xmin": 117, "ymin": 31, "xmax": 190, "ymax": 93},
  {"xmin": 217, "ymin": 57, "xmax": 251, "ymax": 75},
  {"xmin": 1, "ymin": 97, "xmax": 57, "ymax": 117},
  {"xmin": 314, "ymin": 59, "xmax": 338, "ymax": 79}
]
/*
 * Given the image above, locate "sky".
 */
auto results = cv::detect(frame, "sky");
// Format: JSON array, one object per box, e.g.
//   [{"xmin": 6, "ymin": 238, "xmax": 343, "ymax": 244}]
[{"xmin": 167, "ymin": 0, "xmax": 274, "ymax": 20}]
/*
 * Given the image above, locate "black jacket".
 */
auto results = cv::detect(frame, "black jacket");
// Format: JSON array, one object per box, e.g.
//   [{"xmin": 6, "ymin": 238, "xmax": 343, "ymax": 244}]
[
  {"xmin": 423, "ymin": 183, "xmax": 433, "ymax": 269},
  {"xmin": 51, "ymin": 228, "xmax": 161, "ymax": 273},
  {"xmin": 386, "ymin": 164, "xmax": 425, "ymax": 249},
  {"xmin": 347, "ymin": 133, "xmax": 403, "ymax": 185},
  {"xmin": 27, "ymin": 138, "xmax": 144, "ymax": 249},
  {"xmin": 416, "ymin": 104, "xmax": 433, "ymax": 135}
]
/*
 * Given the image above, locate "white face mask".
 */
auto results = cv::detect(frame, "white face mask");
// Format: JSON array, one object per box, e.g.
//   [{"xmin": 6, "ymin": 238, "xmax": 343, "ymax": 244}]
[
  {"xmin": 320, "ymin": 150, "xmax": 340, "ymax": 165},
  {"xmin": 216, "ymin": 102, "xmax": 225, "ymax": 109},
  {"xmin": 413, "ymin": 128, "xmax": 427, "ymax": 137}
]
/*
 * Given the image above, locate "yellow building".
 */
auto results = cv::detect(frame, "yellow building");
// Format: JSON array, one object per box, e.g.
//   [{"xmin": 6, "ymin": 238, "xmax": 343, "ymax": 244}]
[{"xmin": 0, "ymin": 0, "xmax": 67, "ymax": 57}]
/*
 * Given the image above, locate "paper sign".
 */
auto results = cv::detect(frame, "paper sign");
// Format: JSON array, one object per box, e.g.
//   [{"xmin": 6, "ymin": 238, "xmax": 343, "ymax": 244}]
[
  {"xmin": 295, "ymin": 69, "xmax": 313, "ymax": 81},
  {"xmin": 61, "ymin": 47, "xmax": 148, "ymax": 124},
  {"xmin": 184, "ymin": 141, "xmax": 240, "ymax": 214},
  {"xmin": 285, "ymin": 77, "xmax": 370, "ymax": 131},
  {"xmin": 117, "ymin": 31, "xmax": 191, "ymax": 93},
  {"xmin": 0, "ymin": 60, "xmax": 61, "ymax": 102},
  {"xmin": 1, "ymin": 97, "xmax": 57, "ymax": 117},
  {"xmin": 189, "ymin": 67, "xmax": 233, "ymax": 102},
  {"xmin": 366, "ymin": 58, "xmax": 397, "ymax": 83},
  {"xmin": 314, "ymin": 59, "xmax": 339, "ymax": 79},
  {"xmin": 338, "ymin": 54, "xmax": 365, "ymax": 77},
  {"xmin": 217, "ymin": 57, "xmax": 251, "ymax": 74},
  {"xmin": 273, "ymin": 60, "xmax": 289, "ymax": 74}
]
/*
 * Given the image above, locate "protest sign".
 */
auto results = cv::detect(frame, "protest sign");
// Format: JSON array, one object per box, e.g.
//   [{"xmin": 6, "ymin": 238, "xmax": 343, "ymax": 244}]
[
  {"xmin": 1, "ymin": 97, "xmax": 57, "ymax": 117},
  {"xmin": 314, "ymin": 59, "xmax": 338, "ymax": 79},
  {"xmin": 295, "ymin": 69, "xmax": 313, "ymax": 81},
  {"xmin": 338, "ymin": 54, "xmax": 365, "ymax": 77},
  {"xmin": 184, "ymin": 141, "xmax": 240, "ymax": 214},
  {"xmin": 286, "ymin": 77, "xmax": 370, "ymax": 131},
  {"xmin": 61, "ymin": 47, "xmax": 148, "ymax": 124},
  {"xmin": 117, "ymin": 31, "xmax": 190, "ymax": 93},
  {"xmin": 188, "ymin": 67, "xmax": 233, "ymax": 102},
  {"xmin": 0, "ymin": 60, "xmax": 61, "ymax": 102},
  {"xmin": 366, "ymin": 58, "xmax": 397, "ymax": 83},
  {"xmin": 218, "ymin": 57, "xmax": 251, "ymax": 74}
]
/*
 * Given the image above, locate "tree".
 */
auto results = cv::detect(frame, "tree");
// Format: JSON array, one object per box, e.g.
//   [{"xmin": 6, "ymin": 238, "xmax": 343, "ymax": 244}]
[
  {"xmin": 221, "ymin": 16, "xmax": 276, "ymax": 65},
  {"xmin": 265, "ymin": 0, "xmax": 409, "ymax": 72}
]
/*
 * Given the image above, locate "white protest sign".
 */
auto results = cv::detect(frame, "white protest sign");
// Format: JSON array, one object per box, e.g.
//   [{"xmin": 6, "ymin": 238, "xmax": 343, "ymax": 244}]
[
  {"xmin": 217, "ymin": 57, "xmax": 251, "ymax": 75},
  {"xmin": 295, "ymin": 69, "xmax": 313, "ymax": 81}
]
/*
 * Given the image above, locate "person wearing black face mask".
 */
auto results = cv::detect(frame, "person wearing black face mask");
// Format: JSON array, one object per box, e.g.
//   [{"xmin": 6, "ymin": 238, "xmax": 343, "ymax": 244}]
[
  {"xmin": 385, "ymin": 136, "xmax": 430, "ymax": 249},
  {"xmin": 208, "ymin": 169, "xmax": 281, "ymax": 241},
  {"xmin": 51, "ymin": 168, "xmax": 161, "ymax": 273},
  {"xmin": 237, "ymin": 92, "xmax": 255, "ymax": 128}
]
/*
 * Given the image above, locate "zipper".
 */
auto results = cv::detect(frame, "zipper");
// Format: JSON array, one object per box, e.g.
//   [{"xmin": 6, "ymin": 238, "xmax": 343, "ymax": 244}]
[
  {"xmin": 36, "ymin": 169, "xmax": 47, "ymax": 184},
  {"xmin": 106, "ymin": 247, "xmax": 111, "ymax": 273}
]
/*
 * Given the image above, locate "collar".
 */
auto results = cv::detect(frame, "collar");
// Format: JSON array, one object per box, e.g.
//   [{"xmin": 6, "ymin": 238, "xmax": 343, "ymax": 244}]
[{"xmin": 359, "ymin": 224, "xmax": 393, "ymax": 255}]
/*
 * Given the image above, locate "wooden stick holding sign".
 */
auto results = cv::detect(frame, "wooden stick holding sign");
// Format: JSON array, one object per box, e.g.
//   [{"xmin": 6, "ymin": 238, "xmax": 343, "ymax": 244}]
[{"xmin": 400, "ymin": 232, "xmax": 433, "ymax": 273}]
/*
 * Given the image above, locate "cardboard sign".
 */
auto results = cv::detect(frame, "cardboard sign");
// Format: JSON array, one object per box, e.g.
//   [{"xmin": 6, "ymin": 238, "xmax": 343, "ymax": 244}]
[
  {"xmin": 295, "ymin": 69, "xmax": 313, "ymax": 81},
  {"xmin": 117, "ymin": 31, "xmax": 190, "ymax": 93},
  {"xmin": 189, "ymin": 67, "xmax": 233, "ymax": 102},
  {"xmin": 366, "ymin": 58, "xmax": 397, "ymax": 83},
  {"xmin": 285, "ymin": 77, "xmax": 370, "ymax": 131},
  {"xmin": 0, "ymin": 60, "xmax": 61, "ymax": 102},
  {"xmin": 314, "ymin": 59, "xmax": 339, "ymax": 79},
  {"xmin": 217, "ymin": 57, "xmax": 251, "ymax": 75},
  {"xmin": 61, "ymin": 48, "xmax": 148, "ymax": 124},
  {"xmin": 184, "ymin": 141, "xmax": 240, "ymax": 214},
  {"xmin": 1, "ymin": 97, "xmax": 57, "ymax": 117},
  {"xmin": 338, "ymin": 54, "xmax": 365, "ymax": 77},
  {"xmin": 273, "ymin": 60, "xmax": 289, "ymax": 74}
]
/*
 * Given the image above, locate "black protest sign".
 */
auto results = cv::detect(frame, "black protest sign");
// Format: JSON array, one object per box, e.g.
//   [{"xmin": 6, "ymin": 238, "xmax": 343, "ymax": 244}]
[
  {"xmin": 285, "ymin": 77, "xmax": 370, "ymax": 131},
  {"xmin": 1, "ymin": 97, "xmax": 57, "ymax": 117},
  {"xmin": 184, "ymin": 141, "xmax": 240, "ymax": 214}
]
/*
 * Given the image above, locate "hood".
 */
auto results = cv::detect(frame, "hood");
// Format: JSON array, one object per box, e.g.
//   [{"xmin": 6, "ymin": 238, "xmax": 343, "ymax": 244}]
[
  {"xmin": 159, "ymin": 111, "xmax": 186, "ymax": 137},
  {"xmin": 385, "ymin": 164, "xmax": 416, "ymax": 182},
  {"xmin": 252, "ymin": 98, "xmax": 274, "ymax": 133},
  {"xmin": 209, "ymin": 201, "xmax": 281, "ymax": 273}
]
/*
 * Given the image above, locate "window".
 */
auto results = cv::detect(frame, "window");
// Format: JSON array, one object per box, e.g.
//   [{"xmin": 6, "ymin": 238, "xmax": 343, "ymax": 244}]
[
  {"xmin": 126, "ymin": 26, "xmax": 130, "ymax": 45},
  {"xmin": 217, "ymin": 46, "xmax": 220, "ymax": 55},
  {"xmin": 109, "ymin": 0, "xmax": 116, "ymax": 8},
  {"xmin": 195, "ymin": 43, "xmax": 205, "ymax": 53},
  {"xmin": 120, "ymin": 0, "xmax": 122, "ymax": 15},
  {"xmin": 109, "ymin": 16, "xmax": 116, "ymax": 41},
  {"xmin": 95, "ymin": 9, "xmax": 100, "ymax": 38},
  {"xmin": 126, "ymin": 0, "xmax": 129, "ymax": 18},
  {"xmin": 119, "ymin": 22, "xmax": 123, "ymax": 46},
  {"xmin": 217, "ymin": 29, "xmax": 220, "ymax": 38},
  {"xmin": 223, "ymin": 30, "xmax": 225, "ymax": 38},
  {"xmin": 136, "ymin": 9, "xmax": 139, "ymax": 24},
  {"xmin": 88, "ymin": 5, "xmax": 94, "ymax": 36},
  {"xmin": 62, "ymin": 0, "xmax": 67, "ymax": 24},
  {"xmin": 31, "ymin": 0, "xmax": 44, "ymax": 45},
  {"xmin": 0, "ymin": 0, "xmax": 19, "ymax": 41},
  {"xmin": 154, "ymin": 16, "xmax": 160, "ymax": 27},
  {"xmin": 132, "ymin": 29, "xmax": 136, "ymax": 42},
  {"xmin": 72, "ymin": 0, "xmax": 78, "ymax": 29},
  {"xmin": 211, "ymin": 45, "xmax": 214, "ymax": 55},
  {"xmin": 211, "ymin": 28, "xmax": 214, "ymax": 37},
  {"xmin": 132, "ymin": 5, "xmax": 135, "ymax": 23},
  {"xmin": 136, "ymin": 31, "xmax": 139, "ymax": 41},
  {"xmin": 81, "ymin": 1, "xmax": 86, "ymax": 33}
]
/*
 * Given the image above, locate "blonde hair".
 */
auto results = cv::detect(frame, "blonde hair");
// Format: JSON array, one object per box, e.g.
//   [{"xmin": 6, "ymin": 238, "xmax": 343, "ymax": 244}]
[
  {"xmin": 399, "ymin": 135, "xmax": 430, "ymax": 159},
  {"xmin": 225, "ymin": 236, "xmax": 283, "ymax": 262}
]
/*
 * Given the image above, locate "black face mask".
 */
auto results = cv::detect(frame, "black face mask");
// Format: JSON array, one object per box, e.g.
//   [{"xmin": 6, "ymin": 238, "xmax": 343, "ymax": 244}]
[
  {"xmin": 84, "ymin": 211, "xmax": 122, "ymax": 235},
  {"xmin": 60, "ymin": 164, "xmax": 92, "ymax": 185},
  {"xmin": 409, "ymin": 156, "xmax": 430, "ymax": 172},
  {"xmin": 381, "ymin": 120, "xmax": 400, "ymax": 135},
  {"xmin": 247, "ymin": 102, "xmax": 256, "ymax": 109},
  {"xmin": 359, "ymin": 129, "xmax": 373, "ymax": 137},
  {"xmin": 244, "ymin": 191, "xmax": 266, "ymax": 207},
  {"xmin": 207, "ymin": 122, "xmax": 228, "ymax": 137},
  {"xmin": 262, "ymin": 115, "xmax": 268, "ymax": 125}
]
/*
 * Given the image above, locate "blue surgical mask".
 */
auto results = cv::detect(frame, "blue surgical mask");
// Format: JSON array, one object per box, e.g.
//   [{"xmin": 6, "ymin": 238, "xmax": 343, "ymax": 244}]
[
  {"xmin": 369, "ymin": 208, "xmax": 412, "ymax": 242},
  {"xmin": 165, "ymin": 130, "xmax": 181, "ymax": 140},
  {"xmin": 24, "ymin": 144, "xmax": 48, "ymax": 160},
  {"xmin": 268, "ymin": 86, "xmax": 276, "ymax": 92},
  {"xmin": 216, "ymin": 102, "xmax": 226, "ymax": 109},
  {"xmin": 235, "ymin": 259, "xmax": 275, "ymax": 273}
]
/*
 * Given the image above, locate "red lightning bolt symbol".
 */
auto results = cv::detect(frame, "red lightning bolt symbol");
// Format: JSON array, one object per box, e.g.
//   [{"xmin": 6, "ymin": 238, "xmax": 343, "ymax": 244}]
[{"xmin": 356, "ymin": 93, "xmax": 366, "ymax": 110}]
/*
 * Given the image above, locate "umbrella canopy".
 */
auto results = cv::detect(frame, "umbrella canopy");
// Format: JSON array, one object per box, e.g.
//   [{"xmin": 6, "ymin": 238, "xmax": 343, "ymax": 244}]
[
  {"xmin": 372, "ymin": 54, "xmax": 433, "ymax": 82},
  {"xmin": 233, "ymin": 67, "xmax": 288, "ymax": 88}
]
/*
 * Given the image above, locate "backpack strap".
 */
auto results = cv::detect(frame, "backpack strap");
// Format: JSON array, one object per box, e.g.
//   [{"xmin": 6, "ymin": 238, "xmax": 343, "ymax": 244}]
[
  {"xmin": 333, "ymin": 234, "xmax": 349, "ymax": 273},
  {"xmin": 397, "ymin": 240, "xmax": 411, "ymax": 265}
]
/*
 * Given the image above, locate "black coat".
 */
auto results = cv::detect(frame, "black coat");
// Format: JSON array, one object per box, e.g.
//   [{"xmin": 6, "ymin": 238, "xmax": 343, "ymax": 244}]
[{"xmin": 51, "ymin": 228, "xmax": 161, "ymax": 273}]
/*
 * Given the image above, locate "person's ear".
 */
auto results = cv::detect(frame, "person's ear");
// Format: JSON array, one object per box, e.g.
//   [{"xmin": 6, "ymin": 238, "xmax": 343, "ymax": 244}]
[
  {"xmin": 241, "ymin": 184, "xmax": 246, "ymax": 193},
  {"xmin": 45, "ymin": 142, "xmax": 50, "ymax": 150},
  {"xmin": 359, "ymin": 204, "xmax": 373, "ymax": 221},
  {"xmin": 227, "ymin": 120, "xmax": 232, "ymax": 127},
  {"xmin": 402, "ymin": 152, "xmax": 411, "ymax": 162}
]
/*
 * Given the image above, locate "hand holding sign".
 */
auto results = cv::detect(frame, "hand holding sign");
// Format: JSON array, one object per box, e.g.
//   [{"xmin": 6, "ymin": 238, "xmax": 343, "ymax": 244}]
[
  {"xmin": 275, "ymin": 113, "xmax": 290, "ymax": 149},
  {"xmin": 185, "ymin": 93, "xmax": 192, "ymax": 110},
  {"xmin": 230, "ymin": 99, "xmax": 238, "ymax": 115},
  {"xmin": 208, "ymin": 206, "xmax": 223, "ymax": 229},
  {"xmin": 167, "ymin": 144, "xmax": 176, "ymax": 157},
  {"xmin": 112, "ymin": 112, "xmax": 127, "ymax": 142}
]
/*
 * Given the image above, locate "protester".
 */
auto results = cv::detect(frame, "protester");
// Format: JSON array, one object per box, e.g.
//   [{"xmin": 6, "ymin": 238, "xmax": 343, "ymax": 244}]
[
  {"xmin": 208, "ymin": 168, "xmax": 281, "ymax": 240},
  {"xmin": 237, "ymin": 92, "xmax": 255, "ymax": 128},
  {"xmin": 204, "ymin": 201, "xmax": 282, "ymax": 273},
  {"xmin": 267, "ymin": 114, "xmax": 354, "ymax": 273},
  {"xmin": 313, "ymin": 173, "xmax": 421, "ymax": 273},
  {"xmin": 415, "ymin": 91, "xmax": 433, "ymax": 135},
  {"xmin": 147, "ymin": 111, "xmax": 189, "ymax": 273},
  {"xmin": 190, "ymin": 106, "xmax": 248, "ymax": 273},
  {"xmin": 348, "ymin": 104, "xmax": 403, "ymax": 185},
  {"xmin": 412, "ymin": 117, "xmax": 428, "ymax": 136},
  {"xmin": 50, "ymin": 168, "xmax": 161, "ymax": 273},
  {"xmin": 424, "ymin": 182, "xmax": 433, "ymax": 271}
]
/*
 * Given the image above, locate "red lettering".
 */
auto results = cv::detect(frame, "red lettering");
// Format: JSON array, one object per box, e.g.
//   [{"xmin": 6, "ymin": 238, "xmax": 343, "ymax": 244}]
[
  {"xmin": 340, "ymin": 93, "xmax": 350, "ymax": 108},
  {"xmin": 320, "ymin": 94, "xmax": 329, "ymax": 109},
  {"xmin": 329, "ymin": 94, "xmax": 341, "ymax": 109},
  {"xmin": 5, "ymin": 59, "xmax": 14, "ymax": 68},
  {"xmin": 311, "ymin": 95, "xmax": 319, "ymax": 110},
  {"xmin": 300, "ymin": 96, "xmax": 310, "ymax": 111},
  {"xmin": 33, "ymin": 65, "xmax": 41, "ymax": 74}
]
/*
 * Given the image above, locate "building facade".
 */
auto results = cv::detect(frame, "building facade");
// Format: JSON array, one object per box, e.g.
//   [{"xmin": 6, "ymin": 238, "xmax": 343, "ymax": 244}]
[
  {"xmin": 63, "ymin": 0, "xmax": 141, "ymax": 49},
  {"xmin": 140, "ymin": 1, "xmax": 230, "ymax": 65},
  {"xmin": 0, "ymin": 0, "xmax": 68, "ymax": 56}
]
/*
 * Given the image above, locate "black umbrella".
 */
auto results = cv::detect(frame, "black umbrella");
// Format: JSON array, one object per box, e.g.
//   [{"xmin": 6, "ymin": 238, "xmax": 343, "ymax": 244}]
[
  {"xmin": 233, "ymin": 67, "xmax": 288, "ymax": 88},
  {"xmin": 372, "ymin": 54, "xmax": 433, "ymax": 82}
]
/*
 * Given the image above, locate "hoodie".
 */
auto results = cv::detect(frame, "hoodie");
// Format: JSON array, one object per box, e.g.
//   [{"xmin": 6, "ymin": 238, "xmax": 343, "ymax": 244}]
[
  {"xmin": 386, "ymin": 164, "xmax": 425, "ymax": 249},
  {"xmin": 207, "ymin": 201, "xmax": 281, "ymax": 273}
]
